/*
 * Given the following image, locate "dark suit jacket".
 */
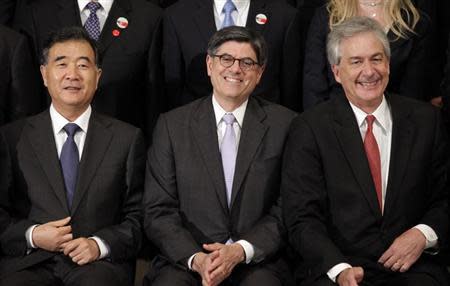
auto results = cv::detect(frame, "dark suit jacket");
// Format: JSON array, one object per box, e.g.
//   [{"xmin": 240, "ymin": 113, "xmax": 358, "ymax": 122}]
[
  {"xmin": 143, "ymin": 96, "xmax": 296, "ymax": 267},
  {"xmin": 0, "ymin": 25, "xmax": 40, "ymax": 126},
  {"xmin": 13, "ymin": 0, "xmax": 163, "ymax": 140},
  {"xmin": 162, "ymin": 0, "xmax": 302, "ymax": 112},
  {"xmin": 0, "ymin": 110, "xmax": 146, "ymax": 276},
  {"xmin": 282, "ymin": 94, "xmax": 449, "ymax": 283},
  {"xmin": 0, "ymin": 0, "xmax": 15, "ymax": 26},
  {"xmin": 302, "ymin": 6, "xmax": 435, "ymax": 109}
]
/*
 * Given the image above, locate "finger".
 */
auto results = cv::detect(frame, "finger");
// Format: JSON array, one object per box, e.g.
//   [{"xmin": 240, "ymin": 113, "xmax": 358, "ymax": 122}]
[
  {"xmin": 61, "ymin": 233, "xmax": 73, "ymax": 243},
  {"xmin": 353, "ymin": 267, "xmax": 364, "ymax": 282},
  {"xmin": 203, "ymin": 243, "xmax": 223, "ymax": 252},
  {"xmin": 378, "ymin": 248, "xmax": 393, "ymax": 264},
  {"xmin": 58, "ymin": 225, "xmax": 72, "ymax": 234},
  {"xmin": 391, "ymin": 261, "xmax": 401, "ymax": 272},
  {"xmin": 399, "ymin": 262, "xmax": 411, "ymax": 273},
  {"xmin": 49, "ymin": 216, "xmax": 71, "ymax": 227},
  {"xmin": 383, "ymin": 255, "xmax": 400, "ymax": 269},
  {"xmin": 62, "ymin": 241, "xmax": 78, "ymax": 255}
]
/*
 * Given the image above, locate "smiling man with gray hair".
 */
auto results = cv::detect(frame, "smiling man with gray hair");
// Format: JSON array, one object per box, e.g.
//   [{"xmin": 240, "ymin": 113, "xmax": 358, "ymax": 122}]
[{"xmin": 283, "ymin": 17, "xmax": 449, "ymax": 286}]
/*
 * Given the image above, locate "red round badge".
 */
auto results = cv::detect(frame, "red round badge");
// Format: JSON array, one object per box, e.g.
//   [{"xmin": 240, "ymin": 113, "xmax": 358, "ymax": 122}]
[{"xmin": 112, "ymin": 29, "xmax": 120, "ymax": 37}]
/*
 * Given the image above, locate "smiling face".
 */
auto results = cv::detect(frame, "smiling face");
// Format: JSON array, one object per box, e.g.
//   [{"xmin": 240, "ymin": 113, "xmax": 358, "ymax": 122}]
[
  {"xmin": 40, "ymin": 40, "xmax": 101, "ymax": 120},
  {"xmin": 331, "ymin": 31, "xmax": 389, "ymax": 113},
  {"xmin": 206, "ymin": 41, "xmax": 264, "ymax": 110}
]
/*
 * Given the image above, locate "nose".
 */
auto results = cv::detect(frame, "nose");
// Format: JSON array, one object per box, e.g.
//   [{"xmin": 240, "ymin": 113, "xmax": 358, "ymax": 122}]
[
  {"xmin": 361, "ymin": 61, "xmax": 376, "ymax": 77},
  {"xmin": 65, "ymin": 63, "xmax": 80, "ymax": 80},
  {"xmin": 228, "ymin": 59, "xmax": 242, "ymax": 73}
]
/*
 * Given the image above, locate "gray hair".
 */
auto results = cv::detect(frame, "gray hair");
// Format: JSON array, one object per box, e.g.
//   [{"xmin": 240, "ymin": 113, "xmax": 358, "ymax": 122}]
[
  {"xmin": 327, "ymin": 17, "xmax": 390, "ymax": 65},
  {"xmin": 207, "ymin": 26, "xmax": 267, "ymax": 66}
]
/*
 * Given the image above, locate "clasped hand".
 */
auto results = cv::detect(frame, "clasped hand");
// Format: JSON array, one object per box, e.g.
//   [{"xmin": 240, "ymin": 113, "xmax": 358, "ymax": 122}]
[
  {"xmin": 192, "ymin": 242, "xmax": 245, "ymax": 286},
  {"xmin": 32, "ymin": 216, "xmax": 100, "ymax": 265}
]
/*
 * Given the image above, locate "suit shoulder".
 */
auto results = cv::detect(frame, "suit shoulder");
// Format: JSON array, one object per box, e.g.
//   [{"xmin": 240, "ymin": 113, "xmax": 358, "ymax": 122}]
[
  {"xmin": 253, "ymin": 96, "xmax": 297, "ymax": 123},
  {"xmin": 93, "ymin": 112, "xmax": 142, "ymax": 137},
  {"xmin": 130, "ymin": 0, "xmax": 163, "ymax": 15}
]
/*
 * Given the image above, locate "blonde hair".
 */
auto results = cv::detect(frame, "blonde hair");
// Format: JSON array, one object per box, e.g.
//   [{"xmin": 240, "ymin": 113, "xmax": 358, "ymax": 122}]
[{"xmin": 327, "ymin": 0, "xmax": 420, "ymax": 39}]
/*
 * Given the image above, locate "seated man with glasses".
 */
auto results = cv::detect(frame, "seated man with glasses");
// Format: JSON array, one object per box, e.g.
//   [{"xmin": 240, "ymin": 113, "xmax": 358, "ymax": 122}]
[{"xmin": 142, "ymin": 26, "xmax": 296, "ymax": 286}]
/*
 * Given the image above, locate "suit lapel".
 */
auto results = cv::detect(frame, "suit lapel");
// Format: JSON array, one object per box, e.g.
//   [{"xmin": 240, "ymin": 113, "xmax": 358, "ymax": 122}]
[
  {"xmin": 98, "ymin": 0, "xmax": 132, "ymax": 53},
  {"xmin": 193, "ymin": 0, "xmax": 217, "ymax": 42},
  {"xmin": 383, "ymin": 95, "xmax": 413, "ymax": 217},
  {"xmin": 245, "ymin": 0, "xmax": 269, "ymax": 35},
  {"xmin": 230, "ymin": 98, "xmax": 267, "ymax": 208},
  {"xmin": 27, "ymin": 112, "xmax": 70, "ymax": 214},
  {"xmin": 332, "ymin": 96, "xmax": 382, "ymax": 218},
  {"xmin": 70, "ymin": 112, "xmax": 113, "ymax": 214},
  {"xmin": 191, "ymin": 98, "xmax": 229, "ymax": 213}
]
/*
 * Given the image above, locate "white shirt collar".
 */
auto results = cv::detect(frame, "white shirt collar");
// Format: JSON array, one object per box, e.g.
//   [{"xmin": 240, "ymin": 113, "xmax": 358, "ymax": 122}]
[
  {"xmin": 212, "ymin": 95, "xmax": 248, "ymax": 128},
  {"xmin": 349, "ymin": 96, "xmax": 391, "ymax": 133},
  {"xmin": 78, "ymin": 0, "xmax": 113, "ymax": 15},
  {"xmin": 50, "ymin": 104, "xmax": 92, "ymax": 135},
  {"xmin": 214, "ymin": 0, "xmax": 250, "ymax": 17}
]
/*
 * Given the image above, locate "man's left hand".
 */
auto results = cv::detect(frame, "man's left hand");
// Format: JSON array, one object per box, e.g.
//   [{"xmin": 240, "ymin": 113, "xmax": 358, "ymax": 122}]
[
  {"xmin": 202, "ymin": 243, "xmax": 245, "ymax": 285},
  {"xmin": 61, "ymin": 237, "xmax": 100, "ymax": 265},
  {"xmin": 378, "ymin": 228, "xmax": 426, "ymax": 272}
]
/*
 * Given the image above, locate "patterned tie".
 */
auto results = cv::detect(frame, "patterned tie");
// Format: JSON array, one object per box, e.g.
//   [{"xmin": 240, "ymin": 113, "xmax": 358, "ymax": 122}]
[
  {"xmin": 84, "ymin": 1, "xmax": 102, "ymax": 41},
  {"xmin": 364, "ymin": 115, "xmax": 382, "ymax": 211},
  {"xmin": 221, "ymin": 0, "xmax": 237, "ymax": 29},
  {"xmin": 220, "ymin": 113, "xmax": 237, "ymax": 207},
  {"xmin": 60, "ymin": 123, "xmax": 80, "ymax": 208}
]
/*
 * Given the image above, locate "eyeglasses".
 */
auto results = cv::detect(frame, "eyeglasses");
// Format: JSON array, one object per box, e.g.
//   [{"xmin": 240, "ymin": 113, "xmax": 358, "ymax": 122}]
[{"xmin": 210, "ymin": 54, "xmax": 260, "ymax": 71}]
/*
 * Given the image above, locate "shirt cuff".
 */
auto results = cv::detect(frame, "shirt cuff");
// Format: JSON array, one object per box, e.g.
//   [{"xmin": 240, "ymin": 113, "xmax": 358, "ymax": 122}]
[
  {"xmin": 89, "ymin": 236, "xmax": 110, "ymax": 260},
  {"xmin": 414, "ymin": 224, "xmax": 438, "ymax": 249},
  {"xmin": 26, "ymin": 224, "xmax": 39, "ymax": 249},
  {"xmin": 235, "ymin": 240, "xmax": 254, "ymax": 264},
  {"xmin": 187, "ymin": 253, "xmax": 197, "ymax": 270},
  {"xmin": 327, "ymin": 263, "xmax": 352, "ymax": 283}
]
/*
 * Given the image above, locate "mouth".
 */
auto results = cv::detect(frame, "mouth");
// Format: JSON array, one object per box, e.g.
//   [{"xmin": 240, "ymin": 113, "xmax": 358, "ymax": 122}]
[
  {"xmin": 357, "ymin": 79, "xmax": 380, "ymax": 89},
  {"xmin": 63, "ymin": 86, "xmax": 82, "ymax": 91},
  {"xmin": 224, "ymin": 76, "xmax": 243, "ymax": 83}
]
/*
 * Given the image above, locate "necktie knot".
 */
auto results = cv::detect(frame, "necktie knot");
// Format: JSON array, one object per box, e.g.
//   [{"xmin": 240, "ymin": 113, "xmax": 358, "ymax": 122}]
[
  {"xmin": 86, "ymin": 1, "xmax": 102, "ymax": 13},
  {"xmin": 63, "ymin": 123, "xmax": 80, "ymax": 138},
  {"xmin": 222, "ymin": 113, "xmax": 235, "ymax": 125},
  {"xmin": 366, "ymin": 115, "xmax": 376, "ymax": 126}
]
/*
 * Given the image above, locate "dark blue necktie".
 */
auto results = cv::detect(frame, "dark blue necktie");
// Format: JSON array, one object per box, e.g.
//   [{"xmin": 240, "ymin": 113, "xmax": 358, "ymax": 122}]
[
  {"xmin": 60, "ymin": 123, "xmax": 80, "ymax": 208},
  {"xmin": 84, "ymin": 1, "xmax": 102, "ymax": 41}
]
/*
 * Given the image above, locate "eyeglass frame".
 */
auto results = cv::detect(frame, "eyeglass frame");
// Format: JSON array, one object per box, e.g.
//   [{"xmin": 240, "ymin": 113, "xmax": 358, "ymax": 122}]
[{"xmin": 209, "ymin": 53, "xmax": 261, "ymax": 71}]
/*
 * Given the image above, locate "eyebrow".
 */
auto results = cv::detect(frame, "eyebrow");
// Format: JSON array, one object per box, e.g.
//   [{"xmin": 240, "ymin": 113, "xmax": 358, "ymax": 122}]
[{"xmin": 53, "ymin": 56, "xmax": 93, "ymax": 63}]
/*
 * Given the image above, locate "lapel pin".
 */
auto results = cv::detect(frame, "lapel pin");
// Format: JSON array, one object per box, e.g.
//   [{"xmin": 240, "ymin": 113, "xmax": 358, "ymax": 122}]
[
  {"xmin": 255, "ymin": 14, "xmax": 267, "ymax": 25},
  {"xmin": 116, "ymin": 17, "xmax": 129, "ymax": 29},
  {"xmin": 112, "ymin": 29, "xmax": 120, "ymax": 37}
]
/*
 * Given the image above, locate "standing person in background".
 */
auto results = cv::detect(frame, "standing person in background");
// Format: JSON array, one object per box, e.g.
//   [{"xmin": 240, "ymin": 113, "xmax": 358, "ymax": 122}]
[
  {"xmin": 162, "ymin": 0, "xmax": 302, "ymax": 112},
  {"xmin": 0, "ymin": 24, "xmax": 40, "ymax": 126},
  {"xmin": 303, "ymin": 0, "xmax": 434, "ymax": 109},
  {"xmin": 12, "ymin": 0, "xmax": 163, "ymax": 142}
]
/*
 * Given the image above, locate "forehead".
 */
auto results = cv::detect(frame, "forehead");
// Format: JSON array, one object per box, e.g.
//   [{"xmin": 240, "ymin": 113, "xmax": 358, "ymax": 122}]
[
  {"xmin": 48, "ymin": 40, "xmax": 95, "ymax": 61},
  {"xmin": 216, "ymin": 41, "xmax": 257, "ymax": 59},
  {"xmin": 340, "ymin": 32, "xmax": 386, "ymax": 58}
]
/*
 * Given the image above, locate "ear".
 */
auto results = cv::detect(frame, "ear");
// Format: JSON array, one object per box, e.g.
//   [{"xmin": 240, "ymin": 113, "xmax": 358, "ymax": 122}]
[
  {"xmin": 331, "ymin": 64, "xmax": 342, "ymax": 84},
  {"xmin": 95, "ymin": 68, "xmax": 102, "ymax": 89},
  {"xmin": 255, "ymin": 64, "xmax": 265, "ymax": 85},
  {"xmin": 40, "ymin": 65, "xmax": 48, "ymax": 87},
  {"xmin": 206, "ymin": 55, "xmax": 213, "ymax": 76}
]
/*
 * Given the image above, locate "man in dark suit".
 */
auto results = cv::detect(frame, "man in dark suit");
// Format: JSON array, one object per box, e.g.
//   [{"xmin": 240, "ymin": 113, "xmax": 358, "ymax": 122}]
[
  {"xmin": 12, "ymin": 0, "xmax": 162, "ymax": 140},
  {"xmin": 143, "ymin": 26, "xmax": 296, "ymax": 286},
  {"xmin": 162, "ymin": 0, "xmax": 302, "ymax": 112},
  {"xmin": 0, "ymin": 24, "xmax": 41, "ymax": 126},
  {"xmin": 0, "ymin": 27, "xmax": 145, "ymax": 286},
  {"xmin": 282, "ymin": 17, "xmax": 449, "ymax": 286}
]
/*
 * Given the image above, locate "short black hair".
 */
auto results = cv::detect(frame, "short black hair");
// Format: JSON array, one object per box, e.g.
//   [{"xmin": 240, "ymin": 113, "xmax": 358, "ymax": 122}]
[
  {"xmin": 41, "ymin": 26, "xmax": 100, "ymax": 66},
  {"xmin": 207, "ymin": 26, "xmax": 267, "ymax": 66}
]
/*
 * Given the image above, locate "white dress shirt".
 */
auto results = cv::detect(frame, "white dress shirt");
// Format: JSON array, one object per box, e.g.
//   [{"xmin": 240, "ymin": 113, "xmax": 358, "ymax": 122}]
[
  {"xmin": 26, "ymin": 104, "xmax": 110, "ymax": 259},
  {"xmin": 213, "ymin": 0, "xmax": 250, "ymax": 30},
  {"xmin": 187, "ymin": 95, "xmax": 255, "ymax": 270},
  {"xmin": 327, "ymin": 97, "xmax": 438, "ymax": 282},
  {"xmin": 78, "ymin": 0, "xmax": 114, "ymax": 31}
]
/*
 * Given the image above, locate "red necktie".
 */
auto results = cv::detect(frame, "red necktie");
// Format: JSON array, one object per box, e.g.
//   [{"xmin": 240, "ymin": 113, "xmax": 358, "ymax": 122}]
[{"xmin": 364, "ymin": 115, "xmax": 382, "ymax": 211}]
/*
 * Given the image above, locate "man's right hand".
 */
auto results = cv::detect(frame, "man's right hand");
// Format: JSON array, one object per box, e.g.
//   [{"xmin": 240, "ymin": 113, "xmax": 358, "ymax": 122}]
[
  {"xmin": 337, "ymin": 267, "xmax": 364, "ymax": 286},
  {"xmin": 32, "ymin": 217, "xmax": 73, "ymax": 252}
]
